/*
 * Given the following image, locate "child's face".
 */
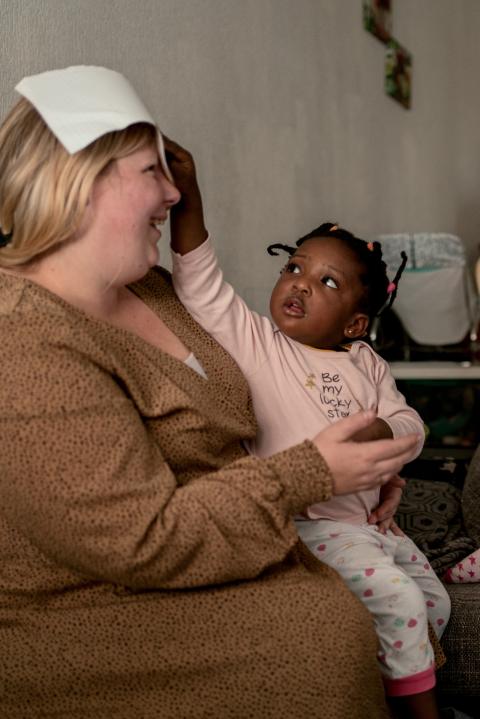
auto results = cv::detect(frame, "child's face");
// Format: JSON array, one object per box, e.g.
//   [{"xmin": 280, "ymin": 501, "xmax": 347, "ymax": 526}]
[{"xmin": 269, "ymin": 236, "xmax": 370, "ymax": 349}]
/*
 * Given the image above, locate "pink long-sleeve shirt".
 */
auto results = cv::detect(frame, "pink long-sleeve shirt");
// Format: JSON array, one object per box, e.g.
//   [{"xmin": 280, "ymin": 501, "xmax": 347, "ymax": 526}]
[{"xmin": 172, "ymin": 239, "xmax": 424, "ymax": 524}]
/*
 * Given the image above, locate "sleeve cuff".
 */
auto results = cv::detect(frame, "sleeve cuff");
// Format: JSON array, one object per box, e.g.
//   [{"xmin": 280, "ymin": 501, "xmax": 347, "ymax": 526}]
[
  {"xmin": 171, "ymin": 235, "xmax": 212, "ymax": 262},
  {"xmin": 265, "ymin": 440, "xmax": 334, "ymax": 514}
]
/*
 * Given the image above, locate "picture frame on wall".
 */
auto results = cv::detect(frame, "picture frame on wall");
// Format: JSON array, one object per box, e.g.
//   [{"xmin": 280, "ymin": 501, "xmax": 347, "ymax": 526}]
[
  {"xmin": 385, "ymin": 39, "xmax": 412, "ymax": 109},
  {"xmin": 363, "ymin": 0, "xmax": 392, "ymax": 43}
]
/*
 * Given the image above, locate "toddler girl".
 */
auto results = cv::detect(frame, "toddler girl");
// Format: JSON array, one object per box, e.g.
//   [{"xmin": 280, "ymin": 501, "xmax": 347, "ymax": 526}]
[{"xmin": 169, "ymin": 148, "xmax": 450, "ymax": 719}]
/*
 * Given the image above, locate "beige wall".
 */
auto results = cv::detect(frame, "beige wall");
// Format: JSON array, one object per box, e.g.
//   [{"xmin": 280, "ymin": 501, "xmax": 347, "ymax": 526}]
[{"xmin": 1, "ymin": 0, "xmax": 480, "ymax": 312}]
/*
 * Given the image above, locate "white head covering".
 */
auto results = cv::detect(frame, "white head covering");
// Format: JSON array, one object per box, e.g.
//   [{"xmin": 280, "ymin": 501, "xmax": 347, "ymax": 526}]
[{"xmin": 15, "ymin": 65, "xmax": 172, "ymax": 179}]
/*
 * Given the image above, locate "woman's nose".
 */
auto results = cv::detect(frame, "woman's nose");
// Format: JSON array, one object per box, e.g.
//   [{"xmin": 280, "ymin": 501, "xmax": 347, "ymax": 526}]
[{"xmin": 160, "ymin": 174, "xmax": 181, "ymax": 207}]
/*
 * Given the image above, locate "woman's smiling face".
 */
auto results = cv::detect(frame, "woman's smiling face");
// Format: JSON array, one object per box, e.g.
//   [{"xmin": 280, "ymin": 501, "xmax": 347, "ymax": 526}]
[
  {"xmin": 85, "ymin": 143, "xmax": 181, "ymax": 285},
  {"xmin": 269, "ymin": 236, "xmax": 370, "ymax": 349}
]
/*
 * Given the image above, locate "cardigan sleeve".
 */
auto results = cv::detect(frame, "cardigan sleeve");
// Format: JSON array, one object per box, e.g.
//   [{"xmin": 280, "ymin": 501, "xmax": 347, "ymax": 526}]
[{"xmin": 0, "ymin": 337, "xmax": 332, "ymax": 591}]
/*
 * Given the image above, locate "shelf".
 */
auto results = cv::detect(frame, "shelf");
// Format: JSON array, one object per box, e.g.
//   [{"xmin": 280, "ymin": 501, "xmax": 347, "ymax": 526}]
[{"xmin": 389, "ymin": 361, "xmax": 480, "ymax": 380}]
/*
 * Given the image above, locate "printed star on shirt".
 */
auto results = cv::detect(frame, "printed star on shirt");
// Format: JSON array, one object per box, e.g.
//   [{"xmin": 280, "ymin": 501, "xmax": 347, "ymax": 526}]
[{"xmin": 305, "ymin": 373, "xmax": 316, "ymax": 389}]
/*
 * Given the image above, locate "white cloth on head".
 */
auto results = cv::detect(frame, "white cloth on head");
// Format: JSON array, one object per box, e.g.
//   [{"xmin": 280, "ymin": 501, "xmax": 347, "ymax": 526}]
[{"xmin": 15, "ymin": 65, "xmax": 171, "ymax": 179}]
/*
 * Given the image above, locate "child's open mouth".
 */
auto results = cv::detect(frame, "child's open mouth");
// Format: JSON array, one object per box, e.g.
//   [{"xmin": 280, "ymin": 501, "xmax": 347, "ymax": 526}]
[{"xmin": 283, "ymin": 296, "xmax": 306, "ymax": 317}]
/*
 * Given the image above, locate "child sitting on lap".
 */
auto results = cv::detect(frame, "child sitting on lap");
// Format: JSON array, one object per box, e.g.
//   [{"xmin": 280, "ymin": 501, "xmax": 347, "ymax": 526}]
[{"xmin": 169, "ymin": 152, "xmax": 450, "ymax": 719}]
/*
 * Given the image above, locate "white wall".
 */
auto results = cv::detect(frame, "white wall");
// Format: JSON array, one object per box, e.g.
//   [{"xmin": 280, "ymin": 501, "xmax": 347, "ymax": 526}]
[{"xmin": 1, "ymin": 0, "xmax": 480, "ymax": 312}]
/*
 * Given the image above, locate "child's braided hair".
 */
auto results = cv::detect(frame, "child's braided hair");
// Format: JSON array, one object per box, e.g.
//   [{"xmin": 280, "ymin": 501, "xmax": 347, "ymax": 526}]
[{"xmin": 267, "ymin": 222, "xmax": 407, "ymax": 319}]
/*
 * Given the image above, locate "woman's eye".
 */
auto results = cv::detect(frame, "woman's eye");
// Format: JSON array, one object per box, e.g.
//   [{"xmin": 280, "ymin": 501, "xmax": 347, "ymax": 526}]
[
  {"xmin": 285, "ymin": 262, "xmax": 301, "ymax": 274},
  {"xmin": 144, "ymin": 164, "xmax": 158, "ymax": 174},
  {"xmin": 323, "ymin": 276, "xmax": 338, "ymax": 289}
]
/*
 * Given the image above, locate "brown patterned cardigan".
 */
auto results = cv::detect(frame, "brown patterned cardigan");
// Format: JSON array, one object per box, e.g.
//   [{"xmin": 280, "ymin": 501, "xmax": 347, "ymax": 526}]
[{"xmin": 0, "ymin": 267, "xmax": 388, "ymax": 718}]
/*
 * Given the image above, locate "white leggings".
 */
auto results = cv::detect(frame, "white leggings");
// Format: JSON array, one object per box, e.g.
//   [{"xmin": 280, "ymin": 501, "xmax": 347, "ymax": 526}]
[{"xmin": 296, "ymin": 520, "xmax": 451, "ymax": 694}]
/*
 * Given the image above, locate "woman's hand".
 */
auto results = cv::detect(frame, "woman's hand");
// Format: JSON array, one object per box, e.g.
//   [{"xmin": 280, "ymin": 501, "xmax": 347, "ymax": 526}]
[
  {"xmin": 367, "ymin": 475, "xmax": 406, "ymax": 535},
  {"xmin": 163, "ymin": 136, "xmax": 208, "ymax": 254},
  {"xmin": 312, "ymin": 411, "xmax": 421, "ymax": 496}
]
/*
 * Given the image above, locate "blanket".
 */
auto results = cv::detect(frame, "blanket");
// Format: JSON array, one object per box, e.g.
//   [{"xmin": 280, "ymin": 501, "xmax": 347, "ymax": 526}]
[{"xmin": 444, "ymin": 548, "xmax": 480, "ymax": 583}]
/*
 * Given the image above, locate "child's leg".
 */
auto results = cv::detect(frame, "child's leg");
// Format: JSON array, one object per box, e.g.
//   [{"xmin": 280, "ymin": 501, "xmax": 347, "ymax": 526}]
[
  {"xmin": 296, "ymin": 520, "xmax": 444, "ymax": 719},
  {"xmin": 296, "ymin": 521, "xmax": 437, "ymax": 690},
  {"xmin": 391, "ymin": 534, "xmax": 451, "ymax": 639},
  {"xmin": 388, "ymin": 690, "xmax": 441, "ymax": 719}
]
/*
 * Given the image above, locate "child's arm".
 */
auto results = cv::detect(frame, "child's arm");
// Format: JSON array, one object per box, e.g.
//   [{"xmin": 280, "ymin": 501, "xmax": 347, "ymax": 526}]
[
  {"xmin": 351, "ymin": 345, "xmax": 424, "ymax": 531},
  {"xmin": 165, "ymin": 138, "xmax": 274, "ymax": 375},
  {"xmin": 367, "ymin": 476, "xmax": 406, "ymax": 535},
  {"xmin": 165, "ymin": 137, "xmax": 208, "ymax": 256},
  {"xmin": 355, "ymin": 343, "xmax": 425, "ymax": 459}
]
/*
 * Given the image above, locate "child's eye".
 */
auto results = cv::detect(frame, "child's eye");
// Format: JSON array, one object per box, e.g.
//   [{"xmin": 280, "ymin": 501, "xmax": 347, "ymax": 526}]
[
  {"xmin": 322, "ymin": 276, "xmax": 338, "ymax": 289},
  {"xmin": 285, "ymin": 262, "xmax": 301, "ymax": 274},
  {"xmin": 144, "ymin": 164, "xmax": 158, "ymax": 174}
]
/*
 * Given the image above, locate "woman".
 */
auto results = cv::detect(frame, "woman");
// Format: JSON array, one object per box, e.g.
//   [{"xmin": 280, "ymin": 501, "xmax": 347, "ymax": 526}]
[{"xmin": 0, "ymin": 66, "xmax": 419, "ymax": 718}]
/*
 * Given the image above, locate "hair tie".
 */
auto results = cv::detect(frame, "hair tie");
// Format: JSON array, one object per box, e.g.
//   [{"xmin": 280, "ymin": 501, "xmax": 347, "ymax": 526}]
[
  {"xmin": 0, "ymin": 228, "xmax": 13, "ymax": 247},
  {"xmin": 329, "ymin": 224, "xmax": 338, "ymax": 231},
  {"xmin": 267, "ymin": 242, "xmax": 295, "ymax": 257},
  {"xmin": 376, "ymin": 251, "xmax": 408, "ymax": 316},
  {"xmin": 367, "ymin": 242, "xmax": 374, "ymax": 251}
]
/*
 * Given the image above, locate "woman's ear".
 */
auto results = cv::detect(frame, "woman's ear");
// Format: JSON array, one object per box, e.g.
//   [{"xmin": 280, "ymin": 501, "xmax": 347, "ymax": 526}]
[{"xmin": 344, "ymin": 313, "xmax": 369, "ymax": 339}]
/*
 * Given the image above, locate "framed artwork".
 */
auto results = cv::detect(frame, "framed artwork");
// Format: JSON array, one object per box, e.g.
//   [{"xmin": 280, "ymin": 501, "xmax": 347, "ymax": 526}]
[
  {"xmin": 363, "ymin": 0, "xmax": 392, "ymax": 43},
  {"xmin": 385, "ymin": 39, "xmax": 412, "ymax": 109}
]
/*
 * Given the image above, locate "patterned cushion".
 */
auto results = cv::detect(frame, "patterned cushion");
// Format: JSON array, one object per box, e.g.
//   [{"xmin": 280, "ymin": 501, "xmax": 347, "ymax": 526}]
[{"xmin": 396, "ymin": 479, "xmax": 476, "ymax": 577}]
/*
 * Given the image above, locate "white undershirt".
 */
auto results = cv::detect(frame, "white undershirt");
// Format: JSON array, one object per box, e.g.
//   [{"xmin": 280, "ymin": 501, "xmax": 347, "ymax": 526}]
[{"xmin": 184, "ymin": 352, "xmax": 208, "ymax": 379}]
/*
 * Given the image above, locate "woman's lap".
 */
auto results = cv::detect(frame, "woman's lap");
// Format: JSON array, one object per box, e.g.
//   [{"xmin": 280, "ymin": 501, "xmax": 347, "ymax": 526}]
[{"xmin": 0, "ymin": 557, "xmax": 388, "ymax": 718}]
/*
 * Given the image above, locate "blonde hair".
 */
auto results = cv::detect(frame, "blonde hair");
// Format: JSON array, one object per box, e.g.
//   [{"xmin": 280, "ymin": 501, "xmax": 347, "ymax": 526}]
[{"xmin": 0, "ymin": 98, "xmax": 157, "ymax": 267}]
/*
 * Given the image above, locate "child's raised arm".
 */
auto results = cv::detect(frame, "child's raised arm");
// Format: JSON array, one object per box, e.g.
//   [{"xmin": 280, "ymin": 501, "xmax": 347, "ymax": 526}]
[{"xmin": 164, "ymin": 137, "xmax": 208, "ymax": 255}]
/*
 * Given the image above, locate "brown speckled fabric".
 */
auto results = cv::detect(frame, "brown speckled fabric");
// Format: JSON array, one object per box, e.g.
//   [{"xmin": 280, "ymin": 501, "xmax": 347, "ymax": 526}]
[{"xmin": 0, "ymin": 268, "xmax": 388, "ymax": 718}]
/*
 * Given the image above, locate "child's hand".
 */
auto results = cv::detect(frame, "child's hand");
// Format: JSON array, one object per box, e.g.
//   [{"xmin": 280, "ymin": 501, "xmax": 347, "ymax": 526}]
[
  {"xmin": 367, "ymin": 475, "xmax": 406, "ymax": 535},
  {"xmin": 165, "ymin": 136, "xmax": 208, "ymax": 254},
  {"xmin": 163, "ymin": 136, "xmax": 201, "ymax": 206}
]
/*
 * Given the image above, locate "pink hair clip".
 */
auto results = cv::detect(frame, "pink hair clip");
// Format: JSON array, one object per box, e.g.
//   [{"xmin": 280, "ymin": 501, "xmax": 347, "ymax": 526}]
[
  {"xmin": 330, "ymin": 224, "xmax": 338, "ymax": 231},
  {"xmin": 387, "ymin": 281, "xmax": 396, "ymax": 294},
  {"xmin": 367, "ymin": 242, "xmax": 374, "ymax": 251}
]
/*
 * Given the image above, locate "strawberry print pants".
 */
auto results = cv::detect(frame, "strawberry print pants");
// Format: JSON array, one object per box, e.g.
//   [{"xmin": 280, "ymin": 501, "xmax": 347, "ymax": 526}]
[{"xmin": 296, "ymin": 520, "xmax": 451, "ymax": 696}]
